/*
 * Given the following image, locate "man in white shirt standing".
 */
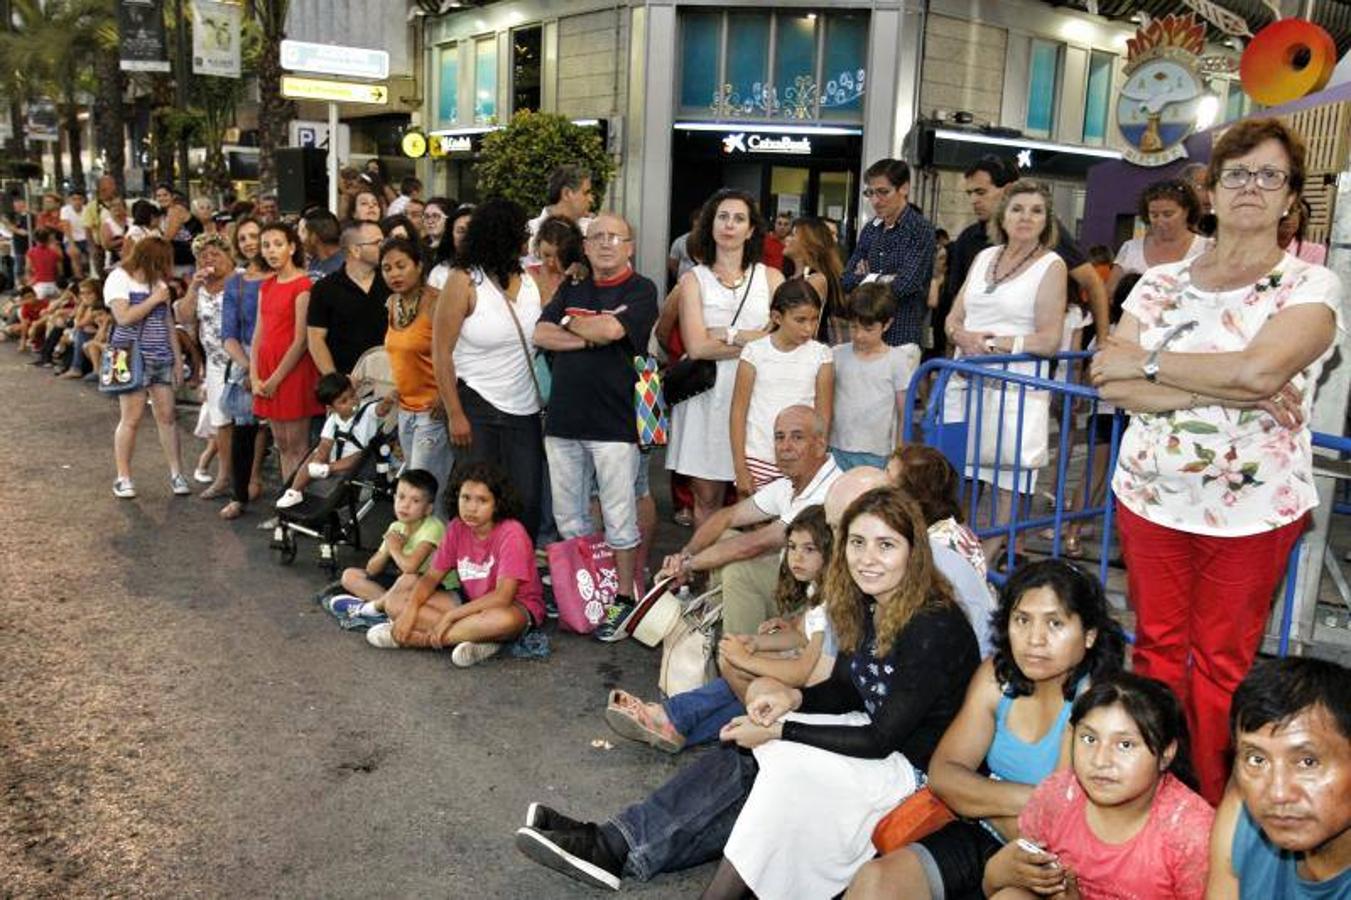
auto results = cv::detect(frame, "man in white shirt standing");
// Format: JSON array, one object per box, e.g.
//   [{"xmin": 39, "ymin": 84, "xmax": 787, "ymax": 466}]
[
  {"xmin": 59, "ymin": 189, "xmax": 89, "ymax": 279},
  {"xmin": 526, "ymin": 165, "xmax": 594, "ymax": 262}
]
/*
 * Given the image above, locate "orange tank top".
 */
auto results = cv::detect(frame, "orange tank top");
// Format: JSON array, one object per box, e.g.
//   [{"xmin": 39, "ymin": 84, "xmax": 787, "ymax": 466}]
[{"xmin": 384, "ymin": 297, "xmax": 438, "ymax": 412}]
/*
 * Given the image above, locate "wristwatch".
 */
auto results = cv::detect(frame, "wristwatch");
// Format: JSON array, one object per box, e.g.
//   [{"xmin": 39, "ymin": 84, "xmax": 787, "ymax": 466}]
[{"xmin": 1142, "ymin": 320, "xmax": 1199, "ymax": 383}]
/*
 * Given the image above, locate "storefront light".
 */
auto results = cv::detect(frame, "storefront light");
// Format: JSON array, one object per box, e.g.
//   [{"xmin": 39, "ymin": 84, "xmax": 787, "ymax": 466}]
[
  {"xmin": 932, "ymin": 127, "xmax": 1123, "ymax": 159},
  {"xmin": 1195, "ymin": 94, "xmax": 1221, "ymax": 130},
  {"xmin": 673, "ymin": 121, "xmax": 863, "ymax": 136}
]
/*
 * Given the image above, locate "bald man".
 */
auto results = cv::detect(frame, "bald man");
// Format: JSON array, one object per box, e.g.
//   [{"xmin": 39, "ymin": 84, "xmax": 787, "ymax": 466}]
[
  {"xmin": 823, "ymin": 465, "xmax": 891, "ymax": 528},
  {"xmin": 661, "ymin": 405, "xmax": 842, "ymax": 634}
]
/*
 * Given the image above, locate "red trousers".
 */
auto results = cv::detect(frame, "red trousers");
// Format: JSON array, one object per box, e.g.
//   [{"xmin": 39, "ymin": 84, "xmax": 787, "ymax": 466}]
[{"xmin": 1116, "ymin": 501, "xmax": 1306, "ymax": 806}]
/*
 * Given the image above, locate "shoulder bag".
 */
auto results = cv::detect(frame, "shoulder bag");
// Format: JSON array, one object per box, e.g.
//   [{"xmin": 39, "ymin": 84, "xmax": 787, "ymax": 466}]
[
  {"xmin": 500, "ymin": 276, "xmax": 548, "ymax": 410},
  {"xmin": 662, "ymin": 266, "xmax": 756, "ymax": 406},
  {"xmin": 658, "ymin": 586, "xmax": 723, "ymax": 697},
  {"xmin": 98, "ymin": 307, "xmax": 148, "ymax": 395}
]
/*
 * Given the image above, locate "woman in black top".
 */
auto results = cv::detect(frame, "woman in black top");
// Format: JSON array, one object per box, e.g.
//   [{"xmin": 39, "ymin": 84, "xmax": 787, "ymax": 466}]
[{"xmin": 514, "ymin": 488, "xmax": 981, "ymax": 895}]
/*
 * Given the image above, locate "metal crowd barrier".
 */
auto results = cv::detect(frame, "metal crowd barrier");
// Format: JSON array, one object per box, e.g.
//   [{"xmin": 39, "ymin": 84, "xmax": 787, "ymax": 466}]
[{"xmin": 902, "ymin": 353, "xmax": 1349, "ymax": 658}]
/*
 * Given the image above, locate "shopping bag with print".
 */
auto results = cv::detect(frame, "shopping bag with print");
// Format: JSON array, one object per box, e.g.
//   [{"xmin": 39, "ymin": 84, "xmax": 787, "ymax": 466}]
[
  {"xmin": 547, "ymin": 533, "xmax": 619, "ymax": 635},
  {"xmin": 633, "ymin": 355, "xmax": 668, "ymax": 447}
]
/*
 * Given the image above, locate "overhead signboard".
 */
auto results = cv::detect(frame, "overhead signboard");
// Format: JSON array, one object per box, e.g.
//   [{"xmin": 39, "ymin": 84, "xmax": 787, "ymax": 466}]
[
  {"xmin": 117, "ymin": 0, "xmax": 171, "ymax": 73},
  {"xmin": 280, "ymin": 39, "xmax": 389, "ymax": 81},
  {"xmin": 191, "ymin": 0, "xmax": 242, "ymax": 78},
  {"xmin": 281, "ymin": 75, "xmax": 389, "ymax": 105}
]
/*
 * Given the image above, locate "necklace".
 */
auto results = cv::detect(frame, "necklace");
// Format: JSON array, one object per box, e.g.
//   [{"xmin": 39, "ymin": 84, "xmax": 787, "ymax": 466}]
[
  {"xmin": 391, "ymin": 290, "xmax": 421, "ymax": 329},
  {"xmin": 985, "ymin": 244, "xmax": 1041, "ymax": 294},
  {"xmin": 713, "ymin": 266, "xmax": 747, "ymax": 291}
]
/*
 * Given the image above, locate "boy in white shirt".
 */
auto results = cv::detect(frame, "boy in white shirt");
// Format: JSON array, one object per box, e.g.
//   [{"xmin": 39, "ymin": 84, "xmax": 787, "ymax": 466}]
[
  {"xmin": 829, "ymin": 283, "xmax": 920, "ymax": 470},
  {"xmin": 276, "ymin": 373, "xmax": 381, "ymax": 508}
]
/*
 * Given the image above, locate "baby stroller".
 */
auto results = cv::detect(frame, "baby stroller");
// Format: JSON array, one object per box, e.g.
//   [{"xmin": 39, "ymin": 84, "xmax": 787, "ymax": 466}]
[{"xmin": 272, "ymin": 351, "xmax": 399, "ymax": 573}]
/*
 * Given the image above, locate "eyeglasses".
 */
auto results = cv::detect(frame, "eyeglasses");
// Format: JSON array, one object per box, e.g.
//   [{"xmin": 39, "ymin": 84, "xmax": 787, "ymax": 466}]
[
  {"xmin": 862, "ymin": 187, "xmax": 895, "ymax": 198},
  {"xmin": 1217, "ymin": 166, "xmax": 1290, "ymax": 191},
  {"xmin": 423, "ymin": 212, "xmax": 446, "ymax": 222},
  {"xmin": 586, "ymin": 232, "xmax": 631, "ymax": 246}
]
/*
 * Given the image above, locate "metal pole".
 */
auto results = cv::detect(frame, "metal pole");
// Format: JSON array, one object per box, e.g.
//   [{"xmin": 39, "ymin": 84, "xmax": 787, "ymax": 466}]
[
  {"xmin": 328, "ymin": 101, "xmax": 339, "ymax": 212},
  {"xmin": 175, "ymin": 0, "xmax": 190, "ymax": 193}
]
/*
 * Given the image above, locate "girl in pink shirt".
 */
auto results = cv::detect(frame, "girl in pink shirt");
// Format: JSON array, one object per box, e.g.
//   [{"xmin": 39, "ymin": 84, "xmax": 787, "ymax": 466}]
[
  {"xmin": 366, "ymin": 461, "xmax": 542, "ymax": 667},
  {"xmin": 985, "ymin": 673, "xmax": 1214, "ymax": 900}
]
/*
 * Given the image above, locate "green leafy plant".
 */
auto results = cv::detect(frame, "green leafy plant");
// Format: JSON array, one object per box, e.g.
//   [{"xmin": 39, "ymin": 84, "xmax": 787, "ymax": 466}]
[{"xmin": 474, "ymin": 111, "xmax": 614, "ymax": 212}]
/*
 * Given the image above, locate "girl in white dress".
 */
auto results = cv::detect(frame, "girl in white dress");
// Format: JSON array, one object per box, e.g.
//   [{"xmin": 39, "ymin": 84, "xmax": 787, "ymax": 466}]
[
  {"xmin": 944, "ymin": 180, "xmax": 1068, "ymax": 565},
  {"xmin": 665, "ymin": 189, "xmax": 782, "ymax": 525}
]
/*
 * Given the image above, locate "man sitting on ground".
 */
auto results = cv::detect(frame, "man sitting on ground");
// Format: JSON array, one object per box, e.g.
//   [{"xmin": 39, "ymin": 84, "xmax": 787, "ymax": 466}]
[
  {"xmin": 660, "ymin": 405, "xmax": 841, "ymax": 635},
  {"xmin": 1208, "ymin": 656, "xmax": 1350, "ymax": 898}
]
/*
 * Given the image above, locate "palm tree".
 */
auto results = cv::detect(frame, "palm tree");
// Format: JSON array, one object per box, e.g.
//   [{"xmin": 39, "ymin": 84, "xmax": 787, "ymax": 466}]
[
  {"xmin": 92, "ymin": 27, "xmax": 127, "ymax": 194},
  {"xmin": 248, "ymin": 0, "xmax": 293, "ymax": 193}
]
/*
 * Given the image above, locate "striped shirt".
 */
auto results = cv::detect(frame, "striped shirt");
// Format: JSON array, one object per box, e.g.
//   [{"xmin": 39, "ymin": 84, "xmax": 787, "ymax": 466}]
[{"xmin": 105, "ymin": 267, "xmax": 174, "ymax": 362}]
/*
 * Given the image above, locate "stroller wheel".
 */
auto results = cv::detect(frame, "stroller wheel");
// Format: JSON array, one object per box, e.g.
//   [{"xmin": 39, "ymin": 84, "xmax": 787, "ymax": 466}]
[{"xmin": 279, "ymin": 531, "xmax": 298, "ymax": 565}]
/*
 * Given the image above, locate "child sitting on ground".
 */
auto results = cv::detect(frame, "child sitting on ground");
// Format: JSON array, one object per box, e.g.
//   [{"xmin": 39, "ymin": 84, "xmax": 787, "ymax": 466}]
[
  {"xmin": 983, "ymin": 672, "xmax": 1214, "ymax": 900},
  {"xmin": 275, "ymin": 373, "xmax": 382, "ymax": 509},
  {"xmin": 1, "ymin": 286, "xmax": 48, "ymax": 347},
  {"xmin": 324, "ymin": 468, "xmax": 447, "ymax": 624},
  {"xmin": 365, "ymin": 461, "xmax": 544, "ymax": 668},
  {"xmin": 609, "ymin": 505, "xmax": 835, "ymax": 753},
  {"xmin": 830, "ymin": 283, "xmax": 921, "ymax": 471}
]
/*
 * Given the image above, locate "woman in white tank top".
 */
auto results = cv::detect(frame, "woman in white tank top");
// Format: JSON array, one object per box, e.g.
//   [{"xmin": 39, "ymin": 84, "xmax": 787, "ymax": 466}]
[
  {"xmin": 432, "ymin": 199, "xmax": 546, "ymax": 539},
  {"xmin": 943, "ymin": 181, "xmax": 1068, "ymax": 566},
  {"xmin": 665, "ymin": 189, "xmax": 782, "ymax": 526}
]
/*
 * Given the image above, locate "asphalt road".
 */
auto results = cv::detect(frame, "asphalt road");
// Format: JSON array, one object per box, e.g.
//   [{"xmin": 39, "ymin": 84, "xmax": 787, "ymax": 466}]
[{"xmin": 0, "ymin": 351, "xmax": 711, "ymax": 899}]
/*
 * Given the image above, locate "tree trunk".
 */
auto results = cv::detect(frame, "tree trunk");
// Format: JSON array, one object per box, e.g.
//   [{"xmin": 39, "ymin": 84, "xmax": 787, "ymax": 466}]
[
  {"xmin": 255, "ymin": 36, "xmax": 294, "ymax": 194},
  {"xmin": 93, "ymin": 44, "xmax": 126, "ymax": 194},
  {"xmin": 63, "ymin": 88, "xmax": 84, "ymax": 188},
  {"xmin": 52, "ymin": 130, "xmax": 65, "ymax": 184},
  {"xmin": 151, "ymin": 75, "xmax": 175, "ymax": 187}
]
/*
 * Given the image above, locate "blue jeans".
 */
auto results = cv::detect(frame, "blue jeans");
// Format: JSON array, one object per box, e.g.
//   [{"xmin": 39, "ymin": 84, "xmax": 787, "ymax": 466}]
[
  {"xmin": 831, "ymin": 447, "xmax": 888, "ymax": 471},
  {"xmin": 398, "ymin": 409, "xmax": 454, "ymax": 509},
  {"xmin": 664, "ymin": 678, "xmax": 744, "ymax": 747},
  {"xmin": 544, "ymin": 437, "xmax": 640, "ymax": 550},
  {"xmin": 608, "ymin": 745, "xmax": 759, "ymax": 881},
  {"xmin": 459, "ymin": 381, "xmax": 543, "ymax": 541}
]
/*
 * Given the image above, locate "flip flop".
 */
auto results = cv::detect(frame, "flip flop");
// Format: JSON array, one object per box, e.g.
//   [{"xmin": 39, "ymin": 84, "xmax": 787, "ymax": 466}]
[{"xmin": 604, "ymin": 689, "xmax": 685, "ymax": 754}]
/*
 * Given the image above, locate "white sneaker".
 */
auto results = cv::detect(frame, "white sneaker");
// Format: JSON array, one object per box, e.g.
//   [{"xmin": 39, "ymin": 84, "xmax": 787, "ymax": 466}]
[
  {"xmin": 366, "ymin": 622, "xmax": 399, "ymax": 649},
  {"xmin": 451, "ymin": 641, "xmax": 501, "ymax": 668},
  {"xmin": 275, "ymin": 489, "xmax": 304, "ymax": 509},
  {"xmin": 112, "ymin": 478, "xmax": 137, "ymax": 499},
  {"xmin": 192, "ymin": 468, "xmax": 214, "ymax": 484},
  {"xmin": 170, "ymin": 474, "xmax": 192, "ymax": 496}
]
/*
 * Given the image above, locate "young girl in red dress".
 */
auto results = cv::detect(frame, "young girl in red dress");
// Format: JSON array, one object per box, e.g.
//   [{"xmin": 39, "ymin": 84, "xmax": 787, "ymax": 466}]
[{"xmin": 250, "ymin": 222, "xmax": 322, "ymax": 480}]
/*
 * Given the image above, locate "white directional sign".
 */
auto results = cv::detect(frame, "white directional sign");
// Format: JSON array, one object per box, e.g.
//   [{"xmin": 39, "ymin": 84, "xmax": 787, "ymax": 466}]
[
  {"xmin": 282, "ymin": 75, "xmax": 389, "ymax": 105},
  {"xmin": 280, "ymin": 39, "xmax": 389, "ymax": 81}
]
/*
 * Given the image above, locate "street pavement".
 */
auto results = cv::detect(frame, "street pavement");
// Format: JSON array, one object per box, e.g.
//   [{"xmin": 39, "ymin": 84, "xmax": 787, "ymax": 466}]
[{"xmin": 0, "ymin": 351, "xmax": 712, "ymax": 898}]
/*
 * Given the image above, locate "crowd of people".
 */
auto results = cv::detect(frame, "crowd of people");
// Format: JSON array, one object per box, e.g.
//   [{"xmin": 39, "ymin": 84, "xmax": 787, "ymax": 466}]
[{"xmin": 1, "ymin": 116, "xmax": 1347, "ymax": 898}]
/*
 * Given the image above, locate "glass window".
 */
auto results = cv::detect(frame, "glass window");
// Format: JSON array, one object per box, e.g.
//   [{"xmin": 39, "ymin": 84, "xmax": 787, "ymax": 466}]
[
  {"xmin": 821, "ymin": 13, "xmax": 867, "ymax": 120},
  {"xmin": 1082, "ymin": 50, "xmax": 1113, "ymax": 144},
  {"xmin": 437, "ymin": 44, "xmax": 458, "ymax": 126},
  {"xmin": 474, "ymin": 36, "xmax": 497, "ymax": 123},
  {"xmin": 679, "ymin": 11, "xmax": 721, "ymax": 112},
  {"xmin": 724, "ymin": 12, "xmax": 770, "ymax": 116},
  {"xmin": 512, "ymin": 26, "xmax": 542, "ymax": 114},
  {"xmin": 1026, "ymin": 39, "xmax": 1061, "ymax": 137},
  {"xmin": 1224, "ymin": 81, "xmax": 1249, "ymax": 123},
  {"xmin": 775, "ymin": 13, "xmax": 817, "ymax": 119}
]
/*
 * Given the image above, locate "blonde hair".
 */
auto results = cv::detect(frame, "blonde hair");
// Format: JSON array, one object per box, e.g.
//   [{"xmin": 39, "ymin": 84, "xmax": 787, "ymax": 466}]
[
  {"xmin": 825, "ymin": 488, "xmax": 954, "ymax": 657},
  {"xmin": 987, "ymin": 179, "xmax": 1059, "ymax": 248}
]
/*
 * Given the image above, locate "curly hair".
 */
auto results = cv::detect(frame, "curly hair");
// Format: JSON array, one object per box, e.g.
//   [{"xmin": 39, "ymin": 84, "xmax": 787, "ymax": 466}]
[
  {"xmin": 536, "ymin": 215, "xmax": 586, "ymax": 271},
  {"xmin": 380, "ymin": 213, "xmax": 419, "ymax": 241},
  {"xmin": 773, "ymin": 505, "xmax": 833, "ymax": 615},
  {"xmin": 458, "ymin": 197, "xmax": 527, "ymax": 287},
  {"xmin": 1137, "ymin": 178, "xmax": 1201, "ymax": 228},
  {"xmin": 991, "ymin": 559, "xmax": 1126, "ymax": 701},
  {"xmin": 689, "ymin": 188, "xmax": 765, "ymax": 272},
  {"xmin": 887, "ymin": 443, "xmax": 963, "ymax": 525},
  {"xmin": 825, "ymin": 487, "xmax": 954, "ymax": 657},
  {"xmin": 1071, "ymin": 672, "xmax": 1199, "ymax": 793},
  {"xmin": 445, "ymin": 460, "xmax": 523, "ymax": 523}
]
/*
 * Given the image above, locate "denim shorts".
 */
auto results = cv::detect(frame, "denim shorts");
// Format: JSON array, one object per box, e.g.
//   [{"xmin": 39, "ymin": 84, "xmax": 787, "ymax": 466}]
[{"xmin": 142, "ymin": 356, "xmax": 176, "ymax": 387}]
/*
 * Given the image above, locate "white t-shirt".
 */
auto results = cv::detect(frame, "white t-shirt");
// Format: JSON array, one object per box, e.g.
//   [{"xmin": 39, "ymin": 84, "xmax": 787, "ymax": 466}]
[
  {"xmin": 427, "ymin": 262, "xmax": 451, "ymax": 291},
  {"xmin": 740, "ymin": 335, "xmax": 833, "ymax": 462},
  {"xmin": 751, "ymin": 456, "xmax": 842, "ymax": 525},
  {"xmin": 320, "ymin": 401, "xmax": 381, "ymax": 461},
  {"xmin": 387, "ymin": 195, "xmax": 411, "ymax": 217},
  {"xmin": 1113, "ymin": 234, "xmax": 1208, "ymax": 276},
  {"xmin": 60, "ymin": 204, "xmax": 87, "ymax": 242},
  {"xmin": 830, "ymin": 343, "xmax": 920, "ymax": 456}
]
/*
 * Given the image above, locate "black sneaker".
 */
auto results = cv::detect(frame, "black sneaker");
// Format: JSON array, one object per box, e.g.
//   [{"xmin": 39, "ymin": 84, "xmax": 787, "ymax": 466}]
[
  {"xmin": 515, "ymin": 824, "xmax": 623, "ymax": 891},
  {"xmin": 525, "ymin": 802, "xmax": 584, "ymax": 832},
  {"xmin": 594, "ymin": 596, "xmax": 636, "ymax": 643}
]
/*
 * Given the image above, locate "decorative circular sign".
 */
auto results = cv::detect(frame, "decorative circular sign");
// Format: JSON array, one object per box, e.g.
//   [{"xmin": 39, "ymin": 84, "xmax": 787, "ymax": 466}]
[
  {"xmin": 401, "ymin": 130, "xmax": 428, "ymax": 159},
  {"xmin": 1117, "ymin": 14, "xmax": 1207, "ymax": 167}
]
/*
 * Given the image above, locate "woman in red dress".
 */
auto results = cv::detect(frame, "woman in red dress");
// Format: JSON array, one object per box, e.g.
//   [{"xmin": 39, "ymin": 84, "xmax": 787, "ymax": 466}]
[{"xmin": 250, "ymin": 222, "xmax": 322, "ymax": 480}]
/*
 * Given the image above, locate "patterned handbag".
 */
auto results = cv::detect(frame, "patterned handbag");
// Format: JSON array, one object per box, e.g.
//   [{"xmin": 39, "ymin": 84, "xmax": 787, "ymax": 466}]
[{"xmin": 633, "ymin": 355, "xmax": 668, "ymax": 447}]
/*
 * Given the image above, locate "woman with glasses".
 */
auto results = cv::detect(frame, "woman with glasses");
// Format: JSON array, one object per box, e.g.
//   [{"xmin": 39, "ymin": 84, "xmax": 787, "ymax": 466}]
[
  {"xmin": 1090, "ymin": 118, "xmax": 1343, "ymax": 805},
  {"xmin": 665, "ymin": 188, "xmax": 782, "ymax": 527},
  {"xmin": 432, "ymin": 198, "xmax": 545, "ymax": 539}
]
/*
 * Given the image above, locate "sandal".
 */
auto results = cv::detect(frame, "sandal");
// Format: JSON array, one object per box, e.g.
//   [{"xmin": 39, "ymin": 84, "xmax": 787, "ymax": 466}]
[
  {"xmin": 605, "ymin": 689, "xmax": 685, "ymax": 754},
  {"xmin": 199, "ymin": 482, "xmax": 229, "ymax": 500},
  {"xmin": 219, "ymin": 501, "xmax": 245, "ymax": 520}
]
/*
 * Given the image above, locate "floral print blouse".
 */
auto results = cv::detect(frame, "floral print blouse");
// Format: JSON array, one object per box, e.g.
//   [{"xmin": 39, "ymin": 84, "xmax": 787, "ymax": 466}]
[{"xmin": 1113, "ymin": 253, "xmax": 1343, "ymax": 536}]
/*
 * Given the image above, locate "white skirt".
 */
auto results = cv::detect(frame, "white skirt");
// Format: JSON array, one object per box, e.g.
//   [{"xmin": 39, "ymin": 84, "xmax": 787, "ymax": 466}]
[
  {"xmin": 723, "ymin": 712, "xmax": 919, "ymax": 900},
  {"xmin": 194, "ymin": 360, "xmax": 230, "ymax": 438},
  {"xmin": 665, "ymin": 355, "xmax": 739, "ymax": 481}
]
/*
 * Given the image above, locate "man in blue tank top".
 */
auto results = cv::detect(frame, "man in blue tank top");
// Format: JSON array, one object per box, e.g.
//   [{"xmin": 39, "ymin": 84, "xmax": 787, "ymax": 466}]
[{"xmin": 1207, "ymin": 657, "xmax": 1350, "ymax": 898}]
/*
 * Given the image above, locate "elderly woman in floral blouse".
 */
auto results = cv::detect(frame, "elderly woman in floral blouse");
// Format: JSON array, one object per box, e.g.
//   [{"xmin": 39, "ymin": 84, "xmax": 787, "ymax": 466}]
[{"xmin": 1090, "ymin": 118, "xmax": 1342, "ymax": 806}]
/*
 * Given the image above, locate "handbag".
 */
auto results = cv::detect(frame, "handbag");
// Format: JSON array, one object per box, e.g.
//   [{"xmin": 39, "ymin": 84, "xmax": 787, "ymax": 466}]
[
  {"xmin": 658, "ymin": 586, "xmax": 723, "ymax": 697},
  {"xmin": 633, "ymin": 355, "xmax": 668, "ymax": 447},
  {"xmin": 219, "ymin": 359, "xmax": 256, "ymax": 422},
  {"xmin": 547, "ymin": 533, "xmax": 619, "ymax": 635},
  {"xmin": 871, "ymin": 786, "xmax": 957, "ymax": 854},
  {"xmin": 662, "ymin": 267, "xmax": 756, "ymax": 406},
  {"xmin": 97, "ymin": 317, "xmax": 146, "ymax": 394}
]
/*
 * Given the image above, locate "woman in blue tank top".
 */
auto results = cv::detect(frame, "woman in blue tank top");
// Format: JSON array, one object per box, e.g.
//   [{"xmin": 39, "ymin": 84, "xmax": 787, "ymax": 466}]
[{"xmin": 847, "ymin": 560, "xmax": 1126, "ymax": 900}]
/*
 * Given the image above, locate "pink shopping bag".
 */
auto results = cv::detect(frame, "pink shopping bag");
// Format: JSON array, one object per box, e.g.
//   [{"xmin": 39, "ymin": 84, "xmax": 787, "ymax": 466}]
[{"xmin": 547, "ymin": 533, "xmax": 618, "ymax": 634}]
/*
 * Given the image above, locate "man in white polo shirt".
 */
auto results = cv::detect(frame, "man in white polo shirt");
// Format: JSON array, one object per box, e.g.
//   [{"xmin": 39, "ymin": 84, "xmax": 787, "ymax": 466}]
[{"xmin": 660, "ymin": 405, "xmax": 841, "ymax": 634}]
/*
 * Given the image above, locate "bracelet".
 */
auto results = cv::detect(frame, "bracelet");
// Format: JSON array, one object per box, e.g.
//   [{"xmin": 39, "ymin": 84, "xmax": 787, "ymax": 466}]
[{"xmin": 725, "ymin": 327, "xmax": 739, "ymax": 347}]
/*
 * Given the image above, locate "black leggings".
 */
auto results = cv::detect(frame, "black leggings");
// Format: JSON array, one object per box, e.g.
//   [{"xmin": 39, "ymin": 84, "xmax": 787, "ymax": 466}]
[{"xmin": 230, "ymin": 422, "xmax": 265, "ymax": 504}]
